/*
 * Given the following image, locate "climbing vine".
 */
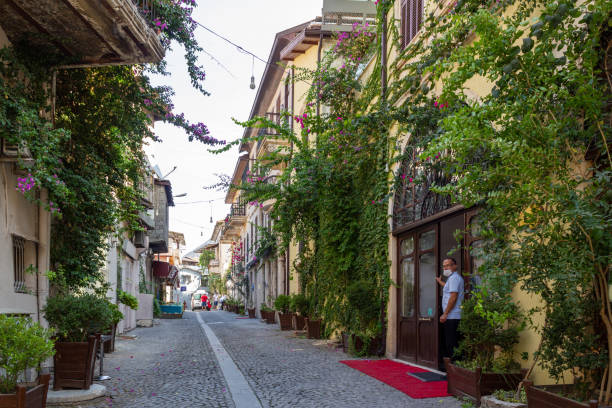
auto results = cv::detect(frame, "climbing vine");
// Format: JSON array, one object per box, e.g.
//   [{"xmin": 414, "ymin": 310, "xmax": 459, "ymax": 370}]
[{"xmin": 0, "ymin": 1, "xmax": 225, "ymax": 290}]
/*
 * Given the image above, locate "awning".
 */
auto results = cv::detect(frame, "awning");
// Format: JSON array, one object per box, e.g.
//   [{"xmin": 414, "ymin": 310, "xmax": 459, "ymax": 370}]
[{"xmin": 153, "ymin": 260, "xmax": 170, "ymax": 278}]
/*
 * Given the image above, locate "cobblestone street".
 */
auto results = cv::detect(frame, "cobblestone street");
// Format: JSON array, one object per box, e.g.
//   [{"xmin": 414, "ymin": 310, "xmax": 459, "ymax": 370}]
[{"xmin": 55, "ymin": 311, "xmax": 462, "ymax": 408}]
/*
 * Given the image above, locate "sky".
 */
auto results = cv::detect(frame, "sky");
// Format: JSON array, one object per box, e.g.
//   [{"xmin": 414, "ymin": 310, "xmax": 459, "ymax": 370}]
[{"xmin": 146, "ymin": 1, "xmax": 323, "ymax": 254}]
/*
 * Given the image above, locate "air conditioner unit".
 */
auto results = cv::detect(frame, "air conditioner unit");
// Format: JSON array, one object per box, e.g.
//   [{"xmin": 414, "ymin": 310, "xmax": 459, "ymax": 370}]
[
  {"xmin": 134, "ymin": 230, "xmax": 146, "ymax": 248},
  {"xmin": 0, "ymin": 138, "xmax": 31, "ymax": 160}
]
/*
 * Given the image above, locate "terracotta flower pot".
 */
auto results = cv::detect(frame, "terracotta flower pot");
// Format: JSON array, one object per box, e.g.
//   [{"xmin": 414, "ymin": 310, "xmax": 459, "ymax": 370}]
[
  {"xmin": 0, "ymin": 374, "xmax": 50, "ymax": 408},
  {"xmin": 53, "ymin": 336, "xmax": 98, "ymax": 390},
  {"xmin": 305, "ymin": 318, "xmax": 321, "ymax": 339},
  {"xmin": 523, "ymin": 381, "xmax": 600, "ymax": 408},
  {"xmin": 247, "ymin": 308, "xmax": 256, "ymax": 318},
  {"xmin": 278, "ymin": 312, "xmax": 293, "ymax": 330},
  {"xmin": 293, "ymin": 314, "xmax": 306, "ymax": 331},
  {"xmin": 444, "ymin": 357, "xmax": 526, "ymax": 405}
]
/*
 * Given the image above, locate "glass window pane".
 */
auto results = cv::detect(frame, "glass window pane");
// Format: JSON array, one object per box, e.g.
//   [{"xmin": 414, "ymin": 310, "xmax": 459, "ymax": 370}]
[
  {"xmin": 419, "ymin": 230, "xmax": 436, "ymax": 251},
  {"xmin": 470, "ymin": 215, "xmax": 481, "ymax": 238},
  {"xmin": 419, "ymin": 252, "xmax": 436, "ymax": 318},
  {"xmin": 470, "ymin": 239, "xmax": 484, "ymax": 289},
  {"xmin": 401, "ymin": 257, "xmax": 415, "ymax": 317},
  {"xmin": 401, "ymin": 237, "xmax": 414, "ymax": 256}
]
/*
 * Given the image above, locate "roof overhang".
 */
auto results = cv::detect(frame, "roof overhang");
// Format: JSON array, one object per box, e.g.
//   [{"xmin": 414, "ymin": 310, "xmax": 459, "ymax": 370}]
[
  {"xmin": 225, "ymin": 154, "xmax": 249, "ymax": 204},
  {"xmin": 0, "ymin": 0, "xmax": 165, "ymax": 66}
]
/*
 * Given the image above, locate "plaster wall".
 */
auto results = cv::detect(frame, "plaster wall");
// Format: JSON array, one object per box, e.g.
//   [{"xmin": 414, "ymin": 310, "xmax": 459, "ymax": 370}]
[{"xmin": 0, "ymin": 162, "xmax": 50, "ymax": 323}]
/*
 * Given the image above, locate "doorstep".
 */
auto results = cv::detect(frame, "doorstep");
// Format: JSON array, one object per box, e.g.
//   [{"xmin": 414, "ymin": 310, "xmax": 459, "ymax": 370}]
[
  {"xmin": 47, "ymin": 384, "xmax": 107, "ymax": 405},
  {"xmin": 390, "ymin": 358, "xmax": 446, "ymax": 376}
]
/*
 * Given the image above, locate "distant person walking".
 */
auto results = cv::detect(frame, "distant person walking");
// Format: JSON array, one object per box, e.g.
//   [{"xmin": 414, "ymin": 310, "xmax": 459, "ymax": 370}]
[
  {"xmin": 435, "ymin": 257, "xmax": 465, "ymax": 361},
  {"xmin": 213, "ymin": 293, "xmax": 219, "ymax": 310}
]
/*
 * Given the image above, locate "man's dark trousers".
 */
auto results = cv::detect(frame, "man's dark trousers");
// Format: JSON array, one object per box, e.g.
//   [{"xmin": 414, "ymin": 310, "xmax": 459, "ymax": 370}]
[{"xmin": 444, "ymin": 319, "xmax": 461, "ymax": 360}]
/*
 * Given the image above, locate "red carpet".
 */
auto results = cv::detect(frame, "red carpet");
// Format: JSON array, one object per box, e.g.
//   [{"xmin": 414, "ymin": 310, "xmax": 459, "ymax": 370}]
[{"xmin": 339, "ymin": 359, "xmax": 450, "ymax": 399}]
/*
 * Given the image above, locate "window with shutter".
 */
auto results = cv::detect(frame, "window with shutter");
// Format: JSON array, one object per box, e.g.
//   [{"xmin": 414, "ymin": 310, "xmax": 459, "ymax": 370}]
[{"xmin": 401, "ymin": 0, "xmax": 424, "ymax": 48}]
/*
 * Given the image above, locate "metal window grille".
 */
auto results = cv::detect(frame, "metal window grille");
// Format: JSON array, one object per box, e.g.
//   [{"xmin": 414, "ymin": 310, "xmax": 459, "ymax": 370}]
[
  {"xmin": 401, "ymin": 0, "xmax": 424, "ymax": 48},
  {"xmin": 13, "ymin": 235, "xmax": 26, "ymax": 293}
]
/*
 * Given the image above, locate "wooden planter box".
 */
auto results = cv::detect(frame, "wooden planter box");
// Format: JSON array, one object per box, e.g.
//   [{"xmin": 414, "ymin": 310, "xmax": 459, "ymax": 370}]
[
  {"xmin": 247, "ymin": 308, "xmax": 256, "ymax": 318},
  {"xmin": 264, "ymin": 310, "xmax": 276, "ymax": 324},
  {"xmin": 294, "ymin": 314, "xmax": 306, "ymax": 331},
  {"xmin": 444, "ymin": 357, "xmax": 526, "ymax": 405},
  {"xmin": 103, "ymin": 324, "xmax": 117, "ymax": 353},
  {"xmin": 305, "ymin": 318, "xmax": 322, "ymax": 339},
  {"xmin": 53, "ymin": 336, "xmax": 98, "ymax": 390},
  {"xmin": 278, "ymin": 313, "xmax": 293, "ymax": 330},
  {"xmin": 354, "ymin": 335, "xmax": 384, "ymax": 356},
  {"xmin": 0, "ymin": 374, "xmax": 50, "ymax": 408},
  {"xmin": 524, "ymin": 381, "xmax": 600, "ymax": 408}
]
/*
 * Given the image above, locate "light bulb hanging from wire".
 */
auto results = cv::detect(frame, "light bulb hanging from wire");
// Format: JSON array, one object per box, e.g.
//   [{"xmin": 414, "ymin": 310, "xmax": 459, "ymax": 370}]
[
  {"xmin": 209, "ymin": 200, "xmax": 214, "ymax": 223},
  {"xmin": 249, "ymin": 55, "xmax": 256, "ymax": 90}
]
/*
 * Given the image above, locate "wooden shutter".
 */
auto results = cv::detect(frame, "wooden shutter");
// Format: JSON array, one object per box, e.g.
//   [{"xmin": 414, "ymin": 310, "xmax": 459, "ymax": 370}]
[
  {"xmin": 401, "ymin": 0, "xmax": 408, "ymax": 48},
  {"xmin": 402, "ymin": 0, "xmax": 424, "ymax": 48}
]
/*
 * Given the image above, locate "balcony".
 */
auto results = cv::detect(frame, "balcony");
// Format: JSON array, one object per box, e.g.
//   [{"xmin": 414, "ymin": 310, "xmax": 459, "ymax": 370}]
[
  {"xmin": 322, "ymin": 0, "xmax": 377, "ymax": 32},
  {"xmin": 256, "ymin": 112, "xmax": 290, "ymax": 157},
  {"xmin": 0, "ymin": 0, "xmax": 164, "ymax": 66},
  {"xmin": 220, "ymin": 202, "xmax": 247, "ymax": 239}
]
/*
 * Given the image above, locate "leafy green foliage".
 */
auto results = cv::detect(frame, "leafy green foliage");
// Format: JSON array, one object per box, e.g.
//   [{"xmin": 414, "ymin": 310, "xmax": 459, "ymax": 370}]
[
  {"xmin": 456, "ymin": 290, "xmax": 524, "ymax": 372},
  {"xmin": 153, "ymin": 298, "xmax": 161, "ymax": 318},
  {"xmin": 382, "ymin": 0, "xmax": 611, "ymax": 399},
  {"xmin": 274, "ymin": 295, "xmax": 291, "ymax": 313},
  {"xmin": 108, "ymin": 302, "xmax": 124, "ymax": 325},
  {"xmin": 117, "ymin": 290, "xmax": 139, "ymax": 310},
  {"xmin": 290, "ymin": 293, "xmax": 310, "ymax": 317},
  {"xmin": 0, "ymin": 315, "xmax": 55, "ymax": 394},
  {"xmin": 199, "ymin": 249, "xmax": 216, "ymax": 271},
  {"xmin": 219, "ymin": 22, "xmax": 389, "ymax": 341},
  {"xmin": 43, "ymin": 294, "xmax": 114, "ymax": 342}
]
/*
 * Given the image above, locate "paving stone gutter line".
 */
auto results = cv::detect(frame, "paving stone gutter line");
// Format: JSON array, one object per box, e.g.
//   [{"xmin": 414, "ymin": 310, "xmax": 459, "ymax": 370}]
[{"xmin": 195, "ymin": 311, "xmax": 263, "ymax": 408}]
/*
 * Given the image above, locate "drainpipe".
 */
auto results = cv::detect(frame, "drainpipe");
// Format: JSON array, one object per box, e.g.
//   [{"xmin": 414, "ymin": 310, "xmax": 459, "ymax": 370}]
[
  {"xmin": 316, "ymin": 32, "xmax": 323, "ymax": 119},
  {"xmin": 381, "ymin": 7, "xmax": 388, "ymax": 104}
]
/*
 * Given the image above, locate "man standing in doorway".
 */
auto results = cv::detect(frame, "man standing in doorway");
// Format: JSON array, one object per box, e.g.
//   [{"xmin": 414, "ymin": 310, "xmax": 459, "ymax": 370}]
[{"xmin": 435, "ymin": 257, "xmax": 464, "ymax": 361}]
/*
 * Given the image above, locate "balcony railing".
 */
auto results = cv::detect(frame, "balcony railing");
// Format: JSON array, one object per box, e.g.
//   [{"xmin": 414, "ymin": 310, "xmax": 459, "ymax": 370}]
[
  {"xmin": 132, "ymin": 0, "xmax": 157, "ymax": 24},
  {"xmin": 230, "ymin": 202, "xmax": 246, "ymax": 217},
  {"xmin": 257, "ymin": 112, "xmax": 290, "ymax": 153}
]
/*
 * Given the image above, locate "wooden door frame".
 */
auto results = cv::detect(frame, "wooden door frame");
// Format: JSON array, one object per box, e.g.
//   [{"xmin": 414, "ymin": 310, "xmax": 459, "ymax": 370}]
[
  {"xmin": 415, "ymin": 224, "xmax": 439, "ymax": 367},
  {"xmin": 395, "ymin": 224, "xmax": 440, "ymax": 367},
  {"xmin": 396, "ymin": 231, "xmax": 416, "ymax": 362}
]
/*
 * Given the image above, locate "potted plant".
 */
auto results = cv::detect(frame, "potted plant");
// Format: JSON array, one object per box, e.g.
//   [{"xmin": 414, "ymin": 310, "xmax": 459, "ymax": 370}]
[
  {"xmin": 117, "ymin": 290, "xmax": 139, "ymax": 310},
  {"xmin": 274, "ymin": 295, "xmax": 293, "ymax": 330},
  {"xmin": 103, "ymin": 302, "xmax": 123, "ymax": 354},
  {"xmin": 346, "ymin": 279, "xmax": 385, "ymax": 356},
  {"xmin": 445, "ymin": 290, "xmax": 526, "ymax": 405},
  {"xmin": 523, "ymin": 381, "xmax": 600, "ymax": 408},
  {"xmin": 291, "ymin": 293, "xmax": 308, "ymax": 331},
  {"xmin": 260, "ymin": 303, "xmax": 275, "ymax": 324},
  {"xmin": 0, "ymin": 315, "xmax": 54, "ymax": 408},
  {"xmin": 43, "ymin": 293, "xmax": 114, "ymax": 390}
]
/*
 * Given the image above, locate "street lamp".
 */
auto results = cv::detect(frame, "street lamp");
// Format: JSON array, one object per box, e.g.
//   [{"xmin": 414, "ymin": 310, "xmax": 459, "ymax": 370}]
[{"xmin": 162, "ymin": 166, "xmax": 177, "ymax": 179}]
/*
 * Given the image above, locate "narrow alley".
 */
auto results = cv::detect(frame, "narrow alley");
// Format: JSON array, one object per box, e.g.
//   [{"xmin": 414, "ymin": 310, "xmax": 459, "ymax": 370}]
[{"xmin": 60, "ymin": 311, "xmax": 461, "ymax": 408}]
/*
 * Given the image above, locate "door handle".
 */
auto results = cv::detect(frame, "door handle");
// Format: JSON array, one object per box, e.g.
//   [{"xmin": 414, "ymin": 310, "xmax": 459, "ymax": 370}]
[{"xmin": 419, "ymin": 317, "xmax": 433, "ymax": 322}]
